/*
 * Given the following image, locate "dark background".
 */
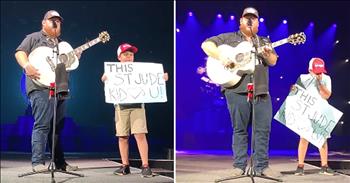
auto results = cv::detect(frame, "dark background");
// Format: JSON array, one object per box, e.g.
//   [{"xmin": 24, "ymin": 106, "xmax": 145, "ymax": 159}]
[
  {"xmin": 1, "ymin": 1, "xmax": 174, "ymax": 159},
  {"xmin": 176, "ymin": 1, "xmax": 350, "ymax": 153}
]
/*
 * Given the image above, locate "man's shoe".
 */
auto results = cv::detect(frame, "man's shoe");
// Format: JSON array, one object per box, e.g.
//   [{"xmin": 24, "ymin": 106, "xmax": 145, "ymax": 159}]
[
  {"xmin": 57, "ymin": 163, "xmax": 78, "ymax": 171},
  {"xmin": 141, "ymin": 165, "xmax": 153, "ymax": 178},
  {"xmin": 230, "ymin": 167, "xmax": 245, "ymax": 176},
  {"xmin": 113, "ymin": 165, "xmax": 130, "ymax": 175},
  {"xmin": 319, "ymin": 166, "xmax": 336, "ymax": 176},
  {"xmin": 294, "ymin": 165, "xmax": 304, "ymax": 176},
  {"xmin": 258, "ymin": 167, "xmax": 283, "ymax": 178},
  {"xmin": 32, "ymin": 164, "xmax": 48, "ymax": 172},
  {"xmin": 65, "ymin": 164, "xmax": 79, "ymax": 171}
]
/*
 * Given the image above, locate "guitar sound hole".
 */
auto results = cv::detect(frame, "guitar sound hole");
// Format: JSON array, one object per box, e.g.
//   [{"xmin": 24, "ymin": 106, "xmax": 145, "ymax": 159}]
[
  {"xmin": 235, "ymin": 53, "xmax": 244, "ymax": 63},
  {"xmin": 225, "ymin": 62, "xmax": 235, "ymax": 69}
]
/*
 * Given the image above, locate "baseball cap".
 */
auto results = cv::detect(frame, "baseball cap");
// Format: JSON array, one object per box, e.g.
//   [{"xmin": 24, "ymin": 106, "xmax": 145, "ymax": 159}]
[
  {"xmin": 117, "ymin": 43, "xmax": 138, "ymax": 57},
  {"xmin": 308, "ymin": 57, "xmax": 327, "ymax": 74},
  {"xmin": 43, "ymin": 10, "xmax": 63, "ymax": 22},
  {"xmin": 242, "ymin": 7, "xmax": 259, "ymax": 18}
]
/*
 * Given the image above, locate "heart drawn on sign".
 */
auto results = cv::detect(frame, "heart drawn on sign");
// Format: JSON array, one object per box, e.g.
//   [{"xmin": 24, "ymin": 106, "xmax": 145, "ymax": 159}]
[{"xmin": 127, "ymin": 87, "xmax": 146, "ymax": 99}]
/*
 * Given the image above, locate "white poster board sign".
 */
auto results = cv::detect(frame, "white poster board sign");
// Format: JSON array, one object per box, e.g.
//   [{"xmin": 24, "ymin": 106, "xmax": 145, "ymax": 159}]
[
  {"xmin": 104, "ymin": 62, "xmax": 167, "ymax": 104},
  {"xmin": 274, "ymin": 85, "xmax": 343, "ymax": 149}
]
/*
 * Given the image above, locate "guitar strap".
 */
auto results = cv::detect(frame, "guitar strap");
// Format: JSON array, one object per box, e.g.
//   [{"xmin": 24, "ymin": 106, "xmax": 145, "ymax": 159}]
[{"xmin": 253, "ymin": 35, "xmax": 263, "ymax": 65}]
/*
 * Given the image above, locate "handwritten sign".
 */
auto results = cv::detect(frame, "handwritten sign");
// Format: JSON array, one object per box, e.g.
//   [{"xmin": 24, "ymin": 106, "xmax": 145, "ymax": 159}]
[
  {"xmin": 274, "ymin": 85, "xmax": 343, "ymax": 149},
  {"xmin": 104, "ymin": 62, "xmax": 167, "ymax": 104}
]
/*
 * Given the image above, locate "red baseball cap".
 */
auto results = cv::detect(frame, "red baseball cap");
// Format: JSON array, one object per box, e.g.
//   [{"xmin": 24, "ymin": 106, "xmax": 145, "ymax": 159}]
[
  {"xmin": 308, "ymin": 57, "xmax": 327, "ymax": 74},
  {"xmin": 117, "ymin": 43, "xmax": 138, "ymax": 57}
]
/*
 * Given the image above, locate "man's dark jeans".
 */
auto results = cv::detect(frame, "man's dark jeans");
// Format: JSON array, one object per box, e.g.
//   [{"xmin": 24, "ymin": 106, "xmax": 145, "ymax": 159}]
[
  {"xmin": 29, "ymin": 90, "xmax": 66, "ymax": 166},
  {"xmin": 225, "ymin": 90, "xmax": 272, "ymax": 173}
]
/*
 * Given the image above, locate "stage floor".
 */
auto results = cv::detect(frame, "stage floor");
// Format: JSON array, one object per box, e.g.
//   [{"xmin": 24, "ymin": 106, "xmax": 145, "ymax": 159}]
[
  {"xmin": 176, "ymin": 150, "xmax": 350, "ymax": 183},
  {"xmin": 1, "ymin": 157, "xmax": 173, "ymax": 183}
]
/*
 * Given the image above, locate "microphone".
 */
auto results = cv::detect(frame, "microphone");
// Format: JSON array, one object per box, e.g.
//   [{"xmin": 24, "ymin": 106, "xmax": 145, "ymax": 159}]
[
  {"xmin": 247, "ymin": 18, "xmax": 253, "ymax": 27},
  {"xmin": 52, "ymin": 20, "xmax": 57, "ymax": 28}
]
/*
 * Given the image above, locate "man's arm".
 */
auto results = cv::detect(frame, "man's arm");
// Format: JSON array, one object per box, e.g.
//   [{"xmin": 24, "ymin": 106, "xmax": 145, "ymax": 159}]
[
  {"xmin": 15, "ymin": 51, "xmax": 40, "ymax": 79},
  {"xmin": 261, "ymin": 46, "xmax": 278, "ymax": 66},
  {"xmin": 15, "ymin": 51, "xmax": 30, "ymax": 69},
  {"xmin": 201, "ymin": 41, "xmax": 231, "ymax": 65},
  {"xmin": 201, "ymin": 41, "xmax": 220, "ymax": 60}
]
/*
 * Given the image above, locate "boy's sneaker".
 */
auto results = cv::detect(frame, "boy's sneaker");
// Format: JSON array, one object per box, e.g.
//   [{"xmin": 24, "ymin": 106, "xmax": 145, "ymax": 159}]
[
  {"xmin": 319, "ymin": 166, "xmax": 336, "ymax": 176},
  {"xmin": 113, "ymin": 165, "xmax": 130, "ymax": 175},
  {"xmin": 141, "ymin": 165, "xmax": 153, "ymax": 178},
  {"xmin": 294, "ymin": 166, "xmax": 304, "ymax": 176}
]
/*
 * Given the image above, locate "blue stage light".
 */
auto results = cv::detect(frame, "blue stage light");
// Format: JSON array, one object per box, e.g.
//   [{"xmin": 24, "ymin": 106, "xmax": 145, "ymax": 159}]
[
  {"xmin": 188, "ymin": 12, "xmax": 193, "ymax": 17},
  {"xmin": 217, "ymin": 14, "xmax": 222, "ymax": 18},
  {"xmin": 283, "ymin": 20, "xmax": 287, "ymax": 24},
  {"xmin": 259, "ymin": 18, "xmax": 264, "ymax": 22}
]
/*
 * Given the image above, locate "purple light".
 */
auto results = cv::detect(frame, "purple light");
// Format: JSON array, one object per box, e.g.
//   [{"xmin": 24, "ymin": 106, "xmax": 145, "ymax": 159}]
[
  {"xmin": 230, "ymin": 15, "xmax": 235, "ymax": 20},
  {"xmin": 283, "ymin": 20, "xmax": 287, "ymax": 24},
  {"xmin": 309, "ymin": 22, "xmax": 314, "ymax": 26},
  {"xmin": 188, "ymin": 12, "xmax": 193, "ymax": 16},
  {"xmin": 217, "ymin": 14, "xmax": 222, "ymax": 18},
  {"xmin": 259, "ymin": 18, "xmax": 264, "ymax": 22},
  {"xmin": 333, "ymin": 23, "xmax": 337, "ymax": 28},
  {"xmin": 176, "ymin": 28, "xmax": 180, "ymax": 32}
]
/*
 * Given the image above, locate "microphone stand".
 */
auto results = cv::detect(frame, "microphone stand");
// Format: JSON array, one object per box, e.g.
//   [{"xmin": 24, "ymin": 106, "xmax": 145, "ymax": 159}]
[
  {"xmin": 18, "ymin": 28, "xmax": 83, "ymax": 182},
  {"xmin": 215, "ymin": 20, "xmax": 282, "ymax": 183}
]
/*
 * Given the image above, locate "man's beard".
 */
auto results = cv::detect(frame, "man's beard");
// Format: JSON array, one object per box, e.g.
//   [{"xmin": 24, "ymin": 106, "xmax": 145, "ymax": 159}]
[
  {"xmin": 240, "ymin": 25, "xmax": 258, "ymax": 36},
  {"xmin": 43, "ymin": 26, "xmax": 61, "ymax": 38}
]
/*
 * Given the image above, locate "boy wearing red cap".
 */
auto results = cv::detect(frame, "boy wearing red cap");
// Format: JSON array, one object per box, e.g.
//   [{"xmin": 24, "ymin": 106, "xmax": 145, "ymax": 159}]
[
  {"xmin": 101, "ymin": 43, "xmax": 168, "ymax": 177},
  {"xmin": 294, "ymin": 57, "xmax": 335, "ymax": 176}
]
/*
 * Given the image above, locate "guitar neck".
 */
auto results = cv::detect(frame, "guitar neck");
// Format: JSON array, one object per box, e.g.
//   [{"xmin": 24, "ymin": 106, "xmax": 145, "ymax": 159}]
[
  {"xmin": 257, "ymin": 38, "xmax": 289, "ymax": 53},
  {"xmin": 74, "ymin": 37, "xmax": 101, "ymax": 54},
  {"xmin": 271, "ymin": 38, "xmax": 289, "ymax": 48}
]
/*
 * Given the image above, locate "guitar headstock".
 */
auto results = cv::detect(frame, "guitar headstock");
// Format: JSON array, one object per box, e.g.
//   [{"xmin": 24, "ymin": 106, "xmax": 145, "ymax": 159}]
[
  {"xmin": 99, "ymin": 31, "xmax": 110, "ymax": 43},
  {"xmin": 288, "ymin": 32, "xmax": 306, "ymax": 45}
]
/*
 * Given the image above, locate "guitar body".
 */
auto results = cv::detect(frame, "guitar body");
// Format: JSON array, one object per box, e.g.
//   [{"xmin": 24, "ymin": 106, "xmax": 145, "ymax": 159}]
[
  {"xmin": 28, "ymin": 41, "xmax": 79, "ymax": 87},
  {"xmin": 206, "ymin": 42, "xmax": 255, "ymax": 87},
  {"xmin": 27, "ymin": 31, "xmax": 110, "ymax": 87},
  {"xmin": 205, "ymin": 32, "xmax": 306, "ymax": 87}
]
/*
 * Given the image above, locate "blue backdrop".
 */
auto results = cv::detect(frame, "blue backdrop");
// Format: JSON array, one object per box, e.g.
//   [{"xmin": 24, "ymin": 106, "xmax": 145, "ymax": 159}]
[
  {"xmin": 1, "ymin": 1, "xmax": 174, "ymax": 158},
  {"xmin": 176, "ymin": 1, "xmax": 350, "ymax": 152}
]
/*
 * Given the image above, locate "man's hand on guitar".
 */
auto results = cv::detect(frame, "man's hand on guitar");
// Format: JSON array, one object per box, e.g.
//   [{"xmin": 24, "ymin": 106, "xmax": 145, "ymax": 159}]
[
  {"xmin": 24, "ymin": 63, "xmax": 40, "ymax": 80},
  {"xmin": 75, "ymin": 50, "xmax": 82, "ymax": 59},
  {"xmin": 261, "ymin": 45, "xmax": 273, "ymax": 58}
]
